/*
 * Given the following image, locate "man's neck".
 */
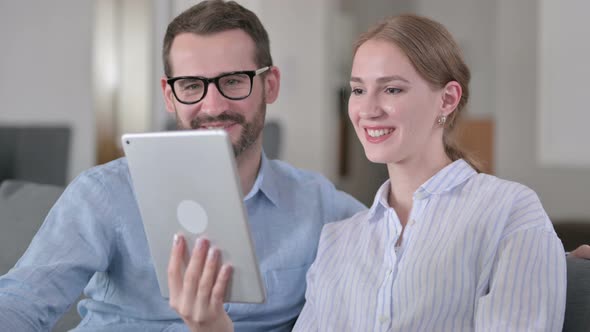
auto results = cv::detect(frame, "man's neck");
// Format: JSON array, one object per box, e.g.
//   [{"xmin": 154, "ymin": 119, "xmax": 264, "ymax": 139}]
[{"xmin": 235, "ymin": 140, "xmax": 263, "ymax": 196}]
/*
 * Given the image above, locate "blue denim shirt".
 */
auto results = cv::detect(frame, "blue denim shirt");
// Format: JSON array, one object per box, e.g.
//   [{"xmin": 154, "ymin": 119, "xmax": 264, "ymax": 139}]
[{"xmin": 0, "ymin": 154, "xmax": 365, "ymax": 332}]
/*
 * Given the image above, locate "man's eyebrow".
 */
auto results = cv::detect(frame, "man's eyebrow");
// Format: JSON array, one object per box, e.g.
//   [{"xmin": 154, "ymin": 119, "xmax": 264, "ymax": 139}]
[{"xmin": 349, "ymin": 75, "xmax": 410, "ymax": 83}]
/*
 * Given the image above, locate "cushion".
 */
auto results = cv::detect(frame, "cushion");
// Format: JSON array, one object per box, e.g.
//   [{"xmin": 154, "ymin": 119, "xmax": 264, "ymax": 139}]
[
  {"xmin": 0, "ymin": 179, "xmax": 64, "ymax": 274},
  {"xmin": 563, "ymin": 256, "xmax": 590, "ymax": 332},
  {"xmin": 0, "ymin": 180, "xmax": 83, "ymax": 331}
]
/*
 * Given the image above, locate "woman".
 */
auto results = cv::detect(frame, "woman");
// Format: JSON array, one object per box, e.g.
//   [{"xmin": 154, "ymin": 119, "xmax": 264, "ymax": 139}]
[
  {"xmin": 167, "ymin": 14, "xmax": 569, "ymax": 332},
  {"xmin": 292, "ymin": 14, "xmax": 566, "ymax": 331}
]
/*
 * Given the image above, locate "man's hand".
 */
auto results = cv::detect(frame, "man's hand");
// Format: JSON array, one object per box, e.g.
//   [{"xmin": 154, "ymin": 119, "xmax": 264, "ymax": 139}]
[
  {"xmin": 570, "ymin": 244, "xmax": 590, "ymax": 259},
  {"xmin": 168, "ymin": 234, "xmax": 234, "ymax": 332}
]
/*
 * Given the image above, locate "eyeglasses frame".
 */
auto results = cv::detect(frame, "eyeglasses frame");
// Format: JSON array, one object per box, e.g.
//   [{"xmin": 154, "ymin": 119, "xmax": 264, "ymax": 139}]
[{"xmin": 166, "ymin": 66, "xmax": 271, "ymax": 105}]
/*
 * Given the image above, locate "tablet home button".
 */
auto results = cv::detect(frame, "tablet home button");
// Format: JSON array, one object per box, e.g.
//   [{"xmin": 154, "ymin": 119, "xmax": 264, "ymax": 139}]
[{"xmin": 177, "ymin": 200, "xmax": 208, "ymax": 234}]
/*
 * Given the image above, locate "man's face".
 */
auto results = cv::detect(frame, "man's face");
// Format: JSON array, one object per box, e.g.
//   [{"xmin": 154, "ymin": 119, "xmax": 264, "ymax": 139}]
[{"xmin": 162, "ymin": 30, "xmax": 275, "ymax": 157}]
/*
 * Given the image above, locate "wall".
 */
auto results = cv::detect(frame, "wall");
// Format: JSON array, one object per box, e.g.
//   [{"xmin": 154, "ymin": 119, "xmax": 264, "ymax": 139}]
[
  {"xmin": 537, "ymin": 0, "xmax": 590, "ymax": 167},
  {"xmin": 94, "ymin": 0, "xmax": 154, "ymax": 165},
  {"xmin": 0, "ymin": 0, "xmax": 95, "ymax": 181},
  {"xmin": 496, "ymin": 0, "xmax": 590, "ymax": 220},
  {"xmin": 414, "ymin": 0, "xmax": 496, "ymax": 119}
]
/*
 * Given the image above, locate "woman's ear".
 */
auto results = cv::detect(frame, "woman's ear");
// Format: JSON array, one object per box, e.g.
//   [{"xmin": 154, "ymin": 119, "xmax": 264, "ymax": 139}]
[
  {"xmin": 440, "ymin": 81, "xmax": 462, "ymax": 116},
  {"xmin": 161, "ymin": 76, "xmax": 177, "ymax": 114},
  {"xmin": 264, "ymin": 66, "xmax": 281, "ymax": 104}
]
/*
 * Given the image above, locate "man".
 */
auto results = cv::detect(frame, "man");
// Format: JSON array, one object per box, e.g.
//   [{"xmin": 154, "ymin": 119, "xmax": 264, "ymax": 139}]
[{"xmin": 0, "ymin": 1, "xmax": 365, "ymax": 331}]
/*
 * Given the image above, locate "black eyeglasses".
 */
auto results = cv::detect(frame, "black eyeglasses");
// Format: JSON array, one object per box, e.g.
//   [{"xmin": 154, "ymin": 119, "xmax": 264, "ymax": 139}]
[{"xmin": 167, "ymin": 66, "xmax": 270, "ymax": 104}]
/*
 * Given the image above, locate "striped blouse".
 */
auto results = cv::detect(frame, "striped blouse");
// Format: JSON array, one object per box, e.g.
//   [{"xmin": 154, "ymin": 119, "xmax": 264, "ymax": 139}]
[{"xmin": 294, "ymin": 159, "xmax": 566, "ymax": 332}]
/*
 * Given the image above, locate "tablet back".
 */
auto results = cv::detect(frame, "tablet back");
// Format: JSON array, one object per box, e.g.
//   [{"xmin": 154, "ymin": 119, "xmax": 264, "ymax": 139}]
[{"xmin": 122, "ymin": 130, "xmax": 265, "ymax": 303}]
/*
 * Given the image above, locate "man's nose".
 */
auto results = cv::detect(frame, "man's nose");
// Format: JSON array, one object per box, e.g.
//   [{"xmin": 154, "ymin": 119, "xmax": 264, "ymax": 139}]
[{"xmin": 200, "ymin": 83, "xmax": 229, "ymax": 117}]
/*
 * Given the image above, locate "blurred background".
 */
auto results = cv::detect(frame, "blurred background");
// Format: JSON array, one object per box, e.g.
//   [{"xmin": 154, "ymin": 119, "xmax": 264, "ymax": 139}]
[{"xmin": 1, "ymin": 0, "xmax": 589, "ymax": 217}]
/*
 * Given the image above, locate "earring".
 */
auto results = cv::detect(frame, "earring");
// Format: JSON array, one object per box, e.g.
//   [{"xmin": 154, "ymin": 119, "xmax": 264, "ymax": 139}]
[{"xmin": 437, "ymin": 115, "xmax": 447, "ymax": 126}]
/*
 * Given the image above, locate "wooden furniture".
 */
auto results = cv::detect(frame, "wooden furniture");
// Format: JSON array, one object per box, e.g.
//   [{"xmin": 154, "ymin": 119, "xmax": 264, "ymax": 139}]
[{"xmin": 455, "ymin": 118, "xmax": 494, "ymax": 174}]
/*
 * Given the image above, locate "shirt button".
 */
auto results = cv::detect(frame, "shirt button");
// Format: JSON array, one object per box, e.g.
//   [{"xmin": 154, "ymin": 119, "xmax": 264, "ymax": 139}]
[
  {"xmin": 386, "ymin": 269, "xmax": 393, "ymax": 276},
  {"xmin": 378, "ymin": 315, "xmax": 389, "ymax": 324},
  {"xmin": 410, "ymin": 219, "xmax": 416, "ymax": 226}
]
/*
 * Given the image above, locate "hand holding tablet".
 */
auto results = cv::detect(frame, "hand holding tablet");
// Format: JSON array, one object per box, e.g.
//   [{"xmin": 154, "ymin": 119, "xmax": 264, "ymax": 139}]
[{"xmin": 168, "ymin": 234, "xmax": 234, "ymax": 332}]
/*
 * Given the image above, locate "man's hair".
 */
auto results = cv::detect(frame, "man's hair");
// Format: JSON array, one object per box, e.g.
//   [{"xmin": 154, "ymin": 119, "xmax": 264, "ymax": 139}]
[{"xmin": 162, "ymin": 0, "xmax": 273, "ymax": 77}]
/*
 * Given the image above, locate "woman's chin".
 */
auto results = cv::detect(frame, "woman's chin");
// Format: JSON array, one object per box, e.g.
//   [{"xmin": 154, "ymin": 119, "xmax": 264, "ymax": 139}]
[{"xmin": 364, "ymin": 151, "xmax": 394, "ymax": 165}]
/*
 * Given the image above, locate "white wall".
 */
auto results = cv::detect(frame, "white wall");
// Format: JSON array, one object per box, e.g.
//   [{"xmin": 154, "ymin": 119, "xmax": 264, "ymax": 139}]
[
  {"xmin": 116, "ymin": 0, "xmax": 152, "ymax": 138},
  {"xmin": 242, "ymin": 0, "xmax": 342, "ymax": 179},
  {"xmin": 537, "ymin": 0, "xmax": 590, "ymax": 167},
  {"xmin": 0, "ymin": 0, "xmax": 95, "ymax": 181},
  {"xmin": 414, "ymin": 0, "xmax": 496, "ymax": 119},
  {"xmin": 151, "ymin": 1, "xmax": 174, "ymax": 131},
  {"xmin": 496, "ymin": 0, "xmax": 590, "ymax": 220}
]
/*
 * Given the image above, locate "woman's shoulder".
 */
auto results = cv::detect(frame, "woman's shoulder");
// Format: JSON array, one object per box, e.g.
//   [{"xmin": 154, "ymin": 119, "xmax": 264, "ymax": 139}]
[
  {"xmin": 468, "ymin": 172, "xmax": 539, "ymax": 202},
  {"xmin": 320, "ymin": 210, "xmax": 371, "ymax": 243},
  {"xmin": 469, "ymin": 173, "xmax": 551, "ymax": 231},
  {"xmin": 314, "ymin": 210, "xmax": 371, "ymax": 260}
]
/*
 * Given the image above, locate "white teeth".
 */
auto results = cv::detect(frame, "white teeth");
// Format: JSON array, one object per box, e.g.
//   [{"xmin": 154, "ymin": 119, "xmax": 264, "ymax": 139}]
[
  {"xmin": 206, "ymin": 126, "xmax": 224, "ymax": 129},
  {"xmin": 367, "ymin": 128, "xmax": 394, "ymax": 138}
]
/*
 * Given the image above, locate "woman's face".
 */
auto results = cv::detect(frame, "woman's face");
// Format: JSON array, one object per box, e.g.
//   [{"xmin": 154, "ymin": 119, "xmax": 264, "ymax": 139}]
[{"xmin": 348, "ymin": 39, "xmax": 447, "ymax": 166}]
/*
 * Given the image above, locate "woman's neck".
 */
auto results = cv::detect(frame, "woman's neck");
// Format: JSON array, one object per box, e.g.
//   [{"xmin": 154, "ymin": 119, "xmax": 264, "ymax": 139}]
[{"xmin": 386, "ymin": 150, "xmax": 452, "ymax": 226}]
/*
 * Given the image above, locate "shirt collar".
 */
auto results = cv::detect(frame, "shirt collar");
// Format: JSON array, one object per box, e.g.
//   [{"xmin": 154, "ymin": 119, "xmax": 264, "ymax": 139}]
[
  {"xmin": 366, "ymin": 159, "xmax": 477, "ymax": 221},
  {"xmin": 366, "ymin": 180, "xmax": 391, "ymax": 221},
  {"xmin": 417, "ymin": 159, "xmax": 476, "ymax": 197},
  {"xmin": 243, "ymin": 151, "xmax": 280, "ymax": 206}
]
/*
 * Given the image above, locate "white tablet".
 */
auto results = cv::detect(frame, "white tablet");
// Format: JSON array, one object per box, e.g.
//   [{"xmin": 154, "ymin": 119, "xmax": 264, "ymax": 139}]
[{"xmin": 122, "ymin": 130, "xmax": 265, "ymax": 303}]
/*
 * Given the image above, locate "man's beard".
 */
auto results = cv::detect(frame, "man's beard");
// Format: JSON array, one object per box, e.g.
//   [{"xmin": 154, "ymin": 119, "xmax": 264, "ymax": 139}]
[{"xmin": 175, "ymin": 102, "xmax": 266, "ymax": 157}]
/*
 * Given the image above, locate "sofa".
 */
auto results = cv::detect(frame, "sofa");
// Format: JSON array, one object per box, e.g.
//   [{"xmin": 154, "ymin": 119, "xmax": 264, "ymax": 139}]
[
  {"xmin": 0, "ymin": 180, "xmax": 80, "ymax": 331},
  {"xmin": 1, "ymin": 179, "xmax": 589, "ymax": 331}
]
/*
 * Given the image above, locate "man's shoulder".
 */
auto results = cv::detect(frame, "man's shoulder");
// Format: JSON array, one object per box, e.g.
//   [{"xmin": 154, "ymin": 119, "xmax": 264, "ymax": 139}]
[
  {"xmin": 470, "ymin": 173, "xmax": 542, "ymax": 206},
  {"xmin": 61, "ymin": 157, "xmax": 133, "ymax": 202},
  {"xmin": 267, "ymin": 159, "xmax": 334, "ymax": 186},
  {"xmin": 266, "ymin": 159, "xmax": 365, "ymax": 213},
  {"xmin": 76, "ymin": 157, "xmax": 130, "ymax": 186}
]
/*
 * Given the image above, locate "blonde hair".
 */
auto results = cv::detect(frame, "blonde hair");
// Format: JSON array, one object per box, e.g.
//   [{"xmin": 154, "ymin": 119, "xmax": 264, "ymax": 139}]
[{"xmin": 354, "ymin": 14, "xmax": 482, "ymax": 172}]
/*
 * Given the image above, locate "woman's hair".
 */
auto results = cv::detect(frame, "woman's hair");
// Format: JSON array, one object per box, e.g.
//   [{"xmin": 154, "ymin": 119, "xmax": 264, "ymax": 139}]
[
  {"xmin": 353, "ymin": 14, "xmax": 482, "ymax": 172},
  {"xmin": 162, "ymin": 0, "xmax": 272, "ymax": 78}
]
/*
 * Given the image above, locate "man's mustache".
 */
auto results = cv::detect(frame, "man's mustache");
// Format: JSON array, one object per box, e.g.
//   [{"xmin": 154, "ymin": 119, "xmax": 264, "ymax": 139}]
[{"xmin": 189, "ymin": 112, "xmax": 245, "ymax": 129}]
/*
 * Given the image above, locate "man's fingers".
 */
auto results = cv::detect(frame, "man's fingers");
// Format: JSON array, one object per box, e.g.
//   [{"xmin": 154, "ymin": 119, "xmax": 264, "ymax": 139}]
[
  {"xmin": 211, "ymin": 264, "xmax": 233, "ymax": 308},
  {"xmin": 196, "ymin": 247, "xmax": 221, "ymax": 308},
  {"xmin": 571, "ymin": 244, "xmax": 590, "ymax": 259},
  {"xmin": 180, "ymin": 237, "xmax": 209, "ymax": 312},
  {"xmin": 167, "ymin": 233, "xmax": 185, "ymax": 308}
]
